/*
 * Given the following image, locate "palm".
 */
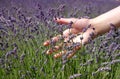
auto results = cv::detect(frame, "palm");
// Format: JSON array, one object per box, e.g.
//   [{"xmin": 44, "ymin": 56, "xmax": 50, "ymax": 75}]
[{"xmin": 43, "ymin": 18, "xmax": 94, "ymax": 59}]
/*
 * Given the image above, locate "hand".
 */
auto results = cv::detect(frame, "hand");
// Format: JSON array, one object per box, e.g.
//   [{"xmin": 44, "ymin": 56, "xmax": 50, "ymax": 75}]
[{"xmin": 43, "ymin": 18, "xmax": 96, "ymax": 59}]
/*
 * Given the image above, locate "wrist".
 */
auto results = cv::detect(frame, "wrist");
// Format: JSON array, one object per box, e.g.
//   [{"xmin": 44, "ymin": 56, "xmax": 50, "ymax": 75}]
[{"xmin": 89, "ymin": 6, "xmax": 120, "ymax": 37}]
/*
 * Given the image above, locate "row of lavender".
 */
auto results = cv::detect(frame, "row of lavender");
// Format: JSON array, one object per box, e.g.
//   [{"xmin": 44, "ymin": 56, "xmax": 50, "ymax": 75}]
[{"xmin": 0, "ymin": 0, "xmax": 120, "ymax": 79}]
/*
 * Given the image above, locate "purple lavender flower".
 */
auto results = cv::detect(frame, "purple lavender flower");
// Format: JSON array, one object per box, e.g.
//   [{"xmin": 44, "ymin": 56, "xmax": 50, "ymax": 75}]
[
  {"xmin": 20, "ymin": 53, "xmax": 26, "ymax": 63},
  {"xmin": 0, "ymin": 58, "xmax": 4, "ymax": 65},
  {"xmin": 92, "ymin": 67, "xmax": 111, "ymax": 76},
  {"xmin": 69, "ymin": 73, "xmax": 82, "ymax": 79},
  {"xmin": 108, "ymin": 42, "xmax": 117, "ymax": 52},
  {"xmin": 82, "ymin": 24, "xmax": 91, "ymax": 33}
]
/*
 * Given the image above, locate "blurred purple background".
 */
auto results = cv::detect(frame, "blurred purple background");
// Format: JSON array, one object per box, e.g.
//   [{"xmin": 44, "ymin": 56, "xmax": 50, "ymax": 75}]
[
  {"xmin": 0, "ymin": 0, "xmax": 120, "ymax": 17},
  {"xmin": 0, "ymin": 0, "xmax": 119, "ymax": 9}
]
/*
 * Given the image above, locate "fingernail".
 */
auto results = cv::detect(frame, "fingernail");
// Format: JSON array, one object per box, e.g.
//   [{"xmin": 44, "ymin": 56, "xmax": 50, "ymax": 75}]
[
  {"xmin": 46, "ymin": 50, "xmax": 52, "ymax": 55},
  {"xmin": 43, "ymin": 42, "xmax": 47, "ymax": 46},
  {"xmin": 54, "ymin": 54, "xmax": 59, "ymax": 58},
  {"xmin": 46, "ymin": 50, "xmax": 50, "ymax": 54},
  {"xmin": 43, "ymin": 41, "xmax": 49, "ymax": 46}
]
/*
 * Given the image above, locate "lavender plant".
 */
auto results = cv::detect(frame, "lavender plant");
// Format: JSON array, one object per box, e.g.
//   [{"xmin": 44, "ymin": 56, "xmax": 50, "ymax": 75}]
[{"xmin": 0, "ymin": 0, "xmax": 120, "ymax": 79}]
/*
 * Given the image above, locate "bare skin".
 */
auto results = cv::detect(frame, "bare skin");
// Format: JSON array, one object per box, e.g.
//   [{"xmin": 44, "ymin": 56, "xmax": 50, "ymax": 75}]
[{"xmin": 43, "ymin": 6, "xmax": 120, "ymax": 59}]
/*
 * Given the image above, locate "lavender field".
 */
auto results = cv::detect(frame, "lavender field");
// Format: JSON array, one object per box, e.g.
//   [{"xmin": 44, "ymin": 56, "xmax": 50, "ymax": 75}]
[{"xmin": 0, "ymin": 0, "xmax": 120, "ymax": 79}]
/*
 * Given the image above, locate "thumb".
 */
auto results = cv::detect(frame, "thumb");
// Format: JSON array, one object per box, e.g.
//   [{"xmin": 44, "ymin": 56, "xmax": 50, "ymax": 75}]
[{"xmin": 54, "ymin": 18, "xmax": 79, "ymax": 25}]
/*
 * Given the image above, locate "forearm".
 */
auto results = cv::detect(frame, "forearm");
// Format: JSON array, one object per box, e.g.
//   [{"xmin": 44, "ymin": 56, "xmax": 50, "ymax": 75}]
[{"xmin": 90, "ymin": 6, "xmax": 120, "ymax": 36}]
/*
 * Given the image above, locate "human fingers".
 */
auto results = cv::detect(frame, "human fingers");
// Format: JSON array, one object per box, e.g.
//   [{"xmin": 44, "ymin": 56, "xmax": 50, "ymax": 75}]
[
  {"xmin": 67, "ymin": 45, "xmax": 81, "ymax": 59},
  {"xmin": 54, "ymin": 42, "xmax": 81, "ymax": 59},
  {"xmin": 55, "ymin": 18, "xmax": 79, "ymax": 25},
  {"xmin": 55, "ymin": 18, "xmax": 90, "ymax": 31},
  {"xmin": 43, "ymin": 28, "xmax": 80, "ymax": 46},
  {"xmin": 63, "ymin": 28, "xmax": 80, "ymax": 37},
  {"xmin": 43, "ymin": 35, "xmax": 62, "ymax": 46},
  {"xmin": 54, "ymin": 51, "xmax": 66, "ymax": 58},
  {"xmin": 46, "ymin": 43, "xmax": 63, "ymax": 55}
]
